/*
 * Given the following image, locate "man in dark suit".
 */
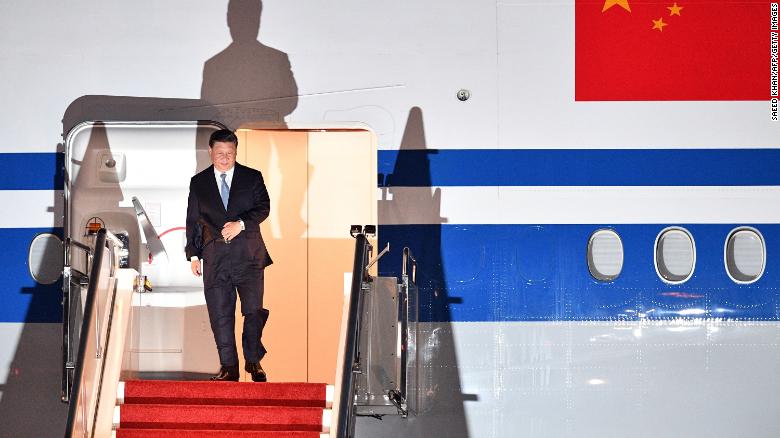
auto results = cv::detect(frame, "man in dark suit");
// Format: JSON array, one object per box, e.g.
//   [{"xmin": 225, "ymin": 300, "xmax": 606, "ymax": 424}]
[{"xmin": 186, "ymin": 129, "xmax": 272, "ymax": 382}]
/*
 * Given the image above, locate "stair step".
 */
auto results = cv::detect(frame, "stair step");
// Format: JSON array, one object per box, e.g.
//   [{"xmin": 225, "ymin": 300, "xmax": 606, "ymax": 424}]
[
  {"xmin": 115, "ymin": 404, "xmax": 330, "ymax": 432},
  {"xmin": 119, "ymin": 380, "xmax": 333, "ymax": 408},
  {"xmin": 113, "ymin": 430, "xmax": 329, "ymax": 438}
]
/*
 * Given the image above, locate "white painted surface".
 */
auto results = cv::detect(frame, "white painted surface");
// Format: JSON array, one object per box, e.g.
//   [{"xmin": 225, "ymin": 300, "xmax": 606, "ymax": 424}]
[
  {"xmin": 0, "ymin": 323, "xmax": 68, "ymax": 435},
  {"xmin": 116, "ymin": 381, "xmax": 125, "ymax": 405},
  {"xmin": 112, "ymin": 405, "xmax": 120, "ymax": 429},
  {"xmin": 1, "ymin": 1, "xmax": 775, "ymax": 153},
  {"xmin": 357, "ymin": 321, "xmax": 780, "ymax": 438},
  {"xmin": 67, "ymin": 123, "xmax": 203, "ymax": 189},
  {"xmin": 379, "ymin": 186, "xmax": 780, "ymax": 225},
  {"xmin": 128, "ymin": 287, "xmax": 217, "ymax": 374},
  {"xmin": 0, "ymin": 323, "xmax": 25, "ymax": 390},
  {"xmin": 0, "ymin": 191, "xmax": 63, "ymax": 228},
  {"xmin": 322, "ymin": 408, "xmax": 333, "ymax": 433},
  {"xmin": 326, "ymin": 384, "xmax": 334, "ymax": 408}
]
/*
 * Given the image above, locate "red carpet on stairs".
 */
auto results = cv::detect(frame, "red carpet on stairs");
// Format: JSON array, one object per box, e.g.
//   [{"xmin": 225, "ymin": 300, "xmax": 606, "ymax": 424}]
[
  {"xmin": 123, "ymin": 381, "xmax": 328, "ymax": 407},
  {"xmin": 113, "ymin": 380, "xmax": 331, "ymax": 437},
  {"xmin": 115, "ymin": 430, "xmax": 324, "ymax": 438}
]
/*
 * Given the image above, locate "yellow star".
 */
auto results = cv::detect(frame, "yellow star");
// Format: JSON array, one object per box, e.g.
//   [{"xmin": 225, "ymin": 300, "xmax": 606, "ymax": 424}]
[
  {"xmin": 652, "ymin": 17, "xmax": 668, "ymax": 31},
  {"xmin": 667, "ymin": 2, "xmax": 683, "ymax": 16},
  {"xmin": 602, "ymin": 0, "xmax": 631, "ymax": 12}
]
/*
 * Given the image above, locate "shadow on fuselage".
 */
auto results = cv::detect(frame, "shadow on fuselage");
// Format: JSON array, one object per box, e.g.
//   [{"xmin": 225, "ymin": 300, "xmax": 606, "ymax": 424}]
[
  {"xmin": 61, "ymin": 0, "xmax": 298, "ymax": 172},
  {"xmin": 0, "ymin": 1, "xmax": 299, "ymax": 435},
  {"xmin": 356, "ymin": 107, "xmax": 474, "ymax": 438},
  {"xmin": 0, "ymin": 148, "xmax": 67, "ymax": 436}
]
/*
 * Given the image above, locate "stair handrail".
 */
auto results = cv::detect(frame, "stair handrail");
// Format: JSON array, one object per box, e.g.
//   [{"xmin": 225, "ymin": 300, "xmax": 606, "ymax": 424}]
[
  {"xmin": 64, "ymin": 228, "xmax": 130, "ymax": 438},
  {"xmin": 402, "ymin": 247, "xmax": 417, "ymax": 287},
  {"xmin": 62, "ymin": 237, "xmax": 93, "ymax": 403},
  {"xmin": 332, "ymin": 231, "xmax": 373, "ymax": 438},
  {"xmin": 396, "ymin": 246, "xmax": 417, "ymax": 415}
]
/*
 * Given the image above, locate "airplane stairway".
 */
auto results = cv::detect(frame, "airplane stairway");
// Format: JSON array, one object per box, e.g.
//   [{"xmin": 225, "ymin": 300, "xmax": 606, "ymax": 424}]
[
  {"xmin": 64, "ymin": 227, "xmax": 418, "ymax": 437},
  {"xmin": 112, "ymin": 380, "xmax": 332, "ymax": 437}
]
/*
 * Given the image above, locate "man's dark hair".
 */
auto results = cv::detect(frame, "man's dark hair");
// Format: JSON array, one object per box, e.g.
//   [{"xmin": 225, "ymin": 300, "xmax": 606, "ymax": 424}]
[{"xmin": 209, "ymin": 129, "xmax": 239, "ymax": 148}]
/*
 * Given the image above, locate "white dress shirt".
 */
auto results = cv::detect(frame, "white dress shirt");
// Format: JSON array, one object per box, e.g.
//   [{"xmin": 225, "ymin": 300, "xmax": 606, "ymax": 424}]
[{"xmin": 214, "ymin": 165, "xmax": 235, "ymax": 190}]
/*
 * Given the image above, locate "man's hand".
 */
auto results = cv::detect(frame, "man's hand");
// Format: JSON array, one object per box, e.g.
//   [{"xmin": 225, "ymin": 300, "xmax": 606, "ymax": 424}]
[
  {"xmin": 222, "ymin": 221, "xmax": 243, "ymax": 241},
  {"xmin": 191, "ymin": 259, "xmax": 202, "ymax": 277}
]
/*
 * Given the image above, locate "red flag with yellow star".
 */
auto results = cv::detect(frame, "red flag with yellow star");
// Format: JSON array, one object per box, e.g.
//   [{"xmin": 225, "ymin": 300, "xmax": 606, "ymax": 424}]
[{"xmin": 576, "ymin": 0, "xmax": 769, "ymax": 100}]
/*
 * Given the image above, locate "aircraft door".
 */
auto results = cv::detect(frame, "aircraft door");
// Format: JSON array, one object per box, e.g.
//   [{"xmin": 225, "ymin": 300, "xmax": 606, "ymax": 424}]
[{"xmin": 238, "ymin": 128, "xmax": 376, "ymax": 383}]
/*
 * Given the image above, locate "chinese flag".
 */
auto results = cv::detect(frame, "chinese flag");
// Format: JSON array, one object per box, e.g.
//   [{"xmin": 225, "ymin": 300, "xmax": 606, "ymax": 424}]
[{"xmin": 576, "ymin": 0, "xmax": 769, "ymax": 100}]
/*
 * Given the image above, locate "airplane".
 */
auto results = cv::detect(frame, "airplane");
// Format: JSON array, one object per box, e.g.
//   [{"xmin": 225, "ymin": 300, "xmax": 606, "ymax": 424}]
[{"xmin": 1, "ymin": 0, "xmax": 779, "ymax": 436}]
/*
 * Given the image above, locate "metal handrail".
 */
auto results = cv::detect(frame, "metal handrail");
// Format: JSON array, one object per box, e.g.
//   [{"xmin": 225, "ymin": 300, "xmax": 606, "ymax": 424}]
[
  {"xmin": 68, "ymin": 239, "xmax": 93, "ymax": 254},
  {"xmin": 64, "ymin": 229, "xmax": 107, "ymax": 434},
  {"xmin": 64, "ymin": 228, "xmax": 125, "ymax": 437},
  {"xmin": 62, "ymin": 238, "xmax": 93, "ymax": 402},
  {"xmin": 65, "ymin": 237, "xmax": 93, "ymax": 278},
  {"xmin": 333, "ymin": 232, "xmax": 372, "ymax": 438},
  {"xmin": 398, "ymin": 246, "xmax": 417, "ymax": 415},
  {"xmin": 402, "ymin": 247, "xmax": 417, "ymax": 286}
]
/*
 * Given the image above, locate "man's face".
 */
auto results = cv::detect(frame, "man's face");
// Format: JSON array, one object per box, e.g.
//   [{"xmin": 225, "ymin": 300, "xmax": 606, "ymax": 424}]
[{"xmin": 210, "ymin": 141, "xmax": 237, "ymax": 173}]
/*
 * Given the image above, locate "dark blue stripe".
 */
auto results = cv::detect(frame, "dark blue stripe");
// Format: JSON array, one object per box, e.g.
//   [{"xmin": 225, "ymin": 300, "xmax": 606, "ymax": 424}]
[
  {"xmin": 0, "ymin": 153, "xmax": 64, "ymax": 190},
  {"xmin": 378, "ymin": 149, "xmax": 780, "ymax": 186},
  {"xmin": 378, "ymin": 224, "xmax": 780, "ymax": 322},
  {"xmin": 3, "ymin": 150, "xmax": 777, "ymax": 189},
  {"xmin": 0, "ymin": 228, "xmax": 63, "ymax": 323}
]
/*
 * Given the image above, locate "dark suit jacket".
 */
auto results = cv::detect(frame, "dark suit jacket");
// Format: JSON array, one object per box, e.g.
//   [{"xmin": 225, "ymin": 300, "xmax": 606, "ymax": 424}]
[{"xmin": 185, "ymin": 162, "xmax": 273, "ymax": 268}]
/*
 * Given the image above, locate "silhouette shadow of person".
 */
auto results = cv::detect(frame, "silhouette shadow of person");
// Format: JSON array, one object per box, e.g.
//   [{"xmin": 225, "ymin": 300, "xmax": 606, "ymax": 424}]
[
  {"xmin": 63, "ymin": 0, "xmax": 299, "ymax": 171},
  {"xmin": 201, "ymin": 0, "xmax": 298, "ymax": 130},
  {"xmin": 29, "ymin": 3, "xmax": 302, "ymax": 433}
]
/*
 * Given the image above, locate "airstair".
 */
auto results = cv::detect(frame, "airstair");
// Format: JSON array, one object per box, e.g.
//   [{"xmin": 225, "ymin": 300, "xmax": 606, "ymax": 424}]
[{"xmin": 62, "ymin": 227, "xmax": 420, "ymax": 438}]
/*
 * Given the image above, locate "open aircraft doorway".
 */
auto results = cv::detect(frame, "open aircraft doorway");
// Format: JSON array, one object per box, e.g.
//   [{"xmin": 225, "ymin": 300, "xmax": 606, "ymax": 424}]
[{"xmin": 64, "ymin": 122, "xmax": 377, "ymax": 388}]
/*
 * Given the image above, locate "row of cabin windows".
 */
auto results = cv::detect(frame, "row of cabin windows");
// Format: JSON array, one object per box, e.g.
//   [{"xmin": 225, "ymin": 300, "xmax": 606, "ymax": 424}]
[
  {"xmin": 29, "ymin": 227, "xmax": 767, "ymax": 286},
  {"xmin": 587, "ymin": 227, "xmax": 766, "ymax": 284}
]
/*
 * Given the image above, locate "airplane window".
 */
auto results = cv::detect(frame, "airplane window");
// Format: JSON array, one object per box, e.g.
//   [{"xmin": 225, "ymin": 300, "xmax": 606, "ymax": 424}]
[
  {"xmin": 725, "ymin": 227, "xmax": 765, "ymax": 283},
  {"xmin": 587, "ymin": 229, "xmax": 623, "ymax": 281},
  {"xmin": 655, "ymin": 227, "xmax": 696, "ymax": 284},
  {"xmin": 29, "ymin": 233, "xmax": 64, "ymax": 284}
]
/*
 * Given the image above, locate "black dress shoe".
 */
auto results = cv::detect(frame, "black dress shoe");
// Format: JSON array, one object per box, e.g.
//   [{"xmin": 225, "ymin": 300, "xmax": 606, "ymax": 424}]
[
  {"xmin": 211, "ymin": 365, "xmax": 239, "ymax": 381},
  {"xmin": 245, "ymin": 362, "xmax": 267, "ymax": 382}
]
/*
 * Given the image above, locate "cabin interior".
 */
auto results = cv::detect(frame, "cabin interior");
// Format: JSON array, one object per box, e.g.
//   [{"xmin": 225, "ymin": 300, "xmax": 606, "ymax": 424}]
[{"xmin": 66, "ymin": 122, "xmax": 377, "ymax": 384}]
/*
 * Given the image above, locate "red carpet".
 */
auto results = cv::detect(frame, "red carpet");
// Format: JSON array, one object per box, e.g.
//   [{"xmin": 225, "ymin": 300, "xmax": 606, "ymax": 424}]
[
  {"xmin": 115, "ymin": 431, "xmax": 323, "ymax": 438},
  {"xmin": 113, "ymin": 380, "xmax": 331, "ymax": 437},
  {"xmin": 123, "ymin": 380, "xmax": 328, "ymax": 407}
]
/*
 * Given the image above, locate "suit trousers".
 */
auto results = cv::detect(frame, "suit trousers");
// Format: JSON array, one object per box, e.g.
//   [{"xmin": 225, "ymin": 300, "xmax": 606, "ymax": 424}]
[{"xmin": 202, "ymin": 239, "xmax": 269, "ymax": 366}]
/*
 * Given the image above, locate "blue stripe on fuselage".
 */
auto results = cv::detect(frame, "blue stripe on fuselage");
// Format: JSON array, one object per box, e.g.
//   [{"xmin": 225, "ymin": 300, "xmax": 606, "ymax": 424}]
[
  {"xmin": 0, "ymin": 228, "xmax": 62, "ymax": 323},
  {"xmin": 0, "ymin": 153, "xmax": 63, "ymax": 190},
  {"xmin": 378, "ymin": 149, "xmax": 780, "ymax": 186},
  {"xmin": 378, "ymin": 224, "xmax": 779, "ymax": 322},
  {"xmin": 2, "ymin": 150, "xmax": 777, "ymax": 189},
  {"xmin": 0, "ymin": 149, "xmax": 780, "ymax": 190}
]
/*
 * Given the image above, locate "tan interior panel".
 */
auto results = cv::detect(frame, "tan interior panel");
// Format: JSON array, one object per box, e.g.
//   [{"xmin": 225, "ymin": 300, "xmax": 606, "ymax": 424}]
[
  {"xmin": 237, "ymin": 129, "xmax": 309, "ymax": 382},
  {"xmin": 232, "ymin": 128, "xmax": 375, "ymax": 384},
  {"xmin": 307, "ymin": 131, "xmax": 376, "ymax": 384}
]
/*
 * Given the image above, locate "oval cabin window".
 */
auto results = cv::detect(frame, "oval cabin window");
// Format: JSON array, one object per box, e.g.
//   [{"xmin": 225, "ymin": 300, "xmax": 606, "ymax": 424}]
[
  {"xmin": 28, "ymin": 233, "xmax": 64, "ymax": 284},
  {"xmin": 725, "ymin": 227, "xmax": 765, "ymax": 284},
  {"xmin": 655, "ymin": 227, "xmax": 695, "ymax": 284},
  {"xmin": 587, "ymin": 229, "xmax": 623, "ymax": 282}
]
